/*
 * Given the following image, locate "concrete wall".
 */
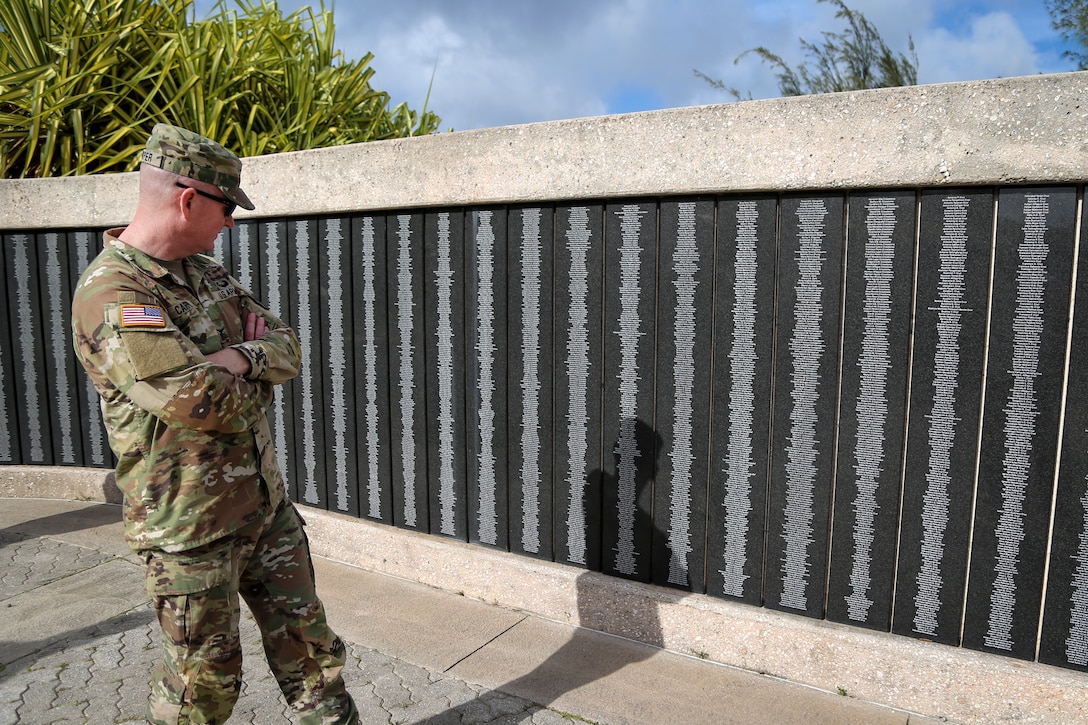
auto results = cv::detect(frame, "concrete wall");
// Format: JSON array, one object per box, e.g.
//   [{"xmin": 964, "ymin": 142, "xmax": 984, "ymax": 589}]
[{"xmin": 3, "ymin": 72, "xmax": 1086, "ymax": 229}]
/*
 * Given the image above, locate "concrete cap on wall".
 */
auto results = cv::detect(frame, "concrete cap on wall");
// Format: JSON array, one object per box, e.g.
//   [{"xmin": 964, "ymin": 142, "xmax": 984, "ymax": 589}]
[{"xmin": 1, "ymin": 71, "xmax": 1086, "ymax": 231}]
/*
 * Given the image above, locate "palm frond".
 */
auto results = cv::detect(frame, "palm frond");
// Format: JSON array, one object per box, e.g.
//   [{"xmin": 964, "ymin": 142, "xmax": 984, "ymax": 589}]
[{"xmin": 0, "ymin": 0, "xmax": 442, "ymax": 178}]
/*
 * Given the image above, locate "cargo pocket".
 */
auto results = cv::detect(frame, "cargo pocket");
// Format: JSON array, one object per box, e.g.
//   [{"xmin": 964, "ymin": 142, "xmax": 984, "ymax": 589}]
[{"xmin": 144, "ymin": 539, "xmax": 236, "ymax": 597}]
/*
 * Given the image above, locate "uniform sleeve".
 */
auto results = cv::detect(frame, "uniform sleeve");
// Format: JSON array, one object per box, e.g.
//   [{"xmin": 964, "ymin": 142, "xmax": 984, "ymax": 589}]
[
  {"xmin": 231, "ymin": 296, "xmax": 302, "ymax": 385},
  {"xmin": 72, "ymin": 278, "xmax": 274, "ymax": 435}
]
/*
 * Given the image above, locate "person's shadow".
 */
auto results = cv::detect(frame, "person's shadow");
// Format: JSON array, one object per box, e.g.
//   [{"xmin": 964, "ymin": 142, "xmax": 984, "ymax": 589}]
[
  {"xmin": 0, "ymin": 475, "xmax": 120, "ymax": 547},
  {"xmin": 412, "ymin": 419, "xmax": 667, "ymax": 724}
]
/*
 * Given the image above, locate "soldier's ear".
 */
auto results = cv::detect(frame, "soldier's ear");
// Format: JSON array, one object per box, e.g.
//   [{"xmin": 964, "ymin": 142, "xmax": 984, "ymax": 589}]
[{"xmin": 174, "ymin": 186, "xmax": 196, "ymax": 218}]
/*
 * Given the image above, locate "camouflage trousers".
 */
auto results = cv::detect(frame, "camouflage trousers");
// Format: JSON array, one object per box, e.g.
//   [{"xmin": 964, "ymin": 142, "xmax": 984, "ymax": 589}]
[{"xmin": 143, "ymin": 501, "xmax": 358, "ymax": 725}]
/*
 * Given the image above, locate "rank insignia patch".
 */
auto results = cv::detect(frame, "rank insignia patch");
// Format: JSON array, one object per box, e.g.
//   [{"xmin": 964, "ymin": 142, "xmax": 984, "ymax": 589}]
[{"xmin": 121, "ymin": 304, "xmax": 166, "ymax": 327}]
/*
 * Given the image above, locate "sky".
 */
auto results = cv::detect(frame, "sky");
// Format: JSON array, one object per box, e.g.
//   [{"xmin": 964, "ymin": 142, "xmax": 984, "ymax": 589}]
[{"xmin": 193, "ymin": 0, "xmax": 1080, "ymax": 133}]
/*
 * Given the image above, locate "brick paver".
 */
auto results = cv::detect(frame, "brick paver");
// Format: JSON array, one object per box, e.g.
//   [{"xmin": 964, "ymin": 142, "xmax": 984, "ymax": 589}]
[{"xmin": 0, "ymin": 530, "xmax": 586, "ymax": 725}]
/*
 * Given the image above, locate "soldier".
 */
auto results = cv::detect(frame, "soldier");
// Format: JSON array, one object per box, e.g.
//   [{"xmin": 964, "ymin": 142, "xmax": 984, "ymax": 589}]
[{"xmin": 71, "ymin": 124, "xmax": 359, "ymax": 725}]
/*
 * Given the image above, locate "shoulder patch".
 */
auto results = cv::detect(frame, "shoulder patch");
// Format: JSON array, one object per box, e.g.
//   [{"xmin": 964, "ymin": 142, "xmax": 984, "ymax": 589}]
[{"xmin": 121, "ymin": 305, "xmax": 167, "ymax": 328}]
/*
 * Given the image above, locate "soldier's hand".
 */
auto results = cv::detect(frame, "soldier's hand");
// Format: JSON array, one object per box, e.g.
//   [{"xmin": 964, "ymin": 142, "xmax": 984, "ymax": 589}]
[
  {"xmin": 244, "ymin": 312, "xmax": 268, "ymax": 341},
  {"xmin": 206, "ymin": 347, "xmax": 252, "ymax": 376}
]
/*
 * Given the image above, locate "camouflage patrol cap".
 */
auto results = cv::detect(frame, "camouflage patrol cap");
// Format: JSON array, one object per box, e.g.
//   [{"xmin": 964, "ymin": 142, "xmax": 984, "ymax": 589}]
[{"xmin": 139, "ymin": 123, "xmax": 255, "ymax": 211}]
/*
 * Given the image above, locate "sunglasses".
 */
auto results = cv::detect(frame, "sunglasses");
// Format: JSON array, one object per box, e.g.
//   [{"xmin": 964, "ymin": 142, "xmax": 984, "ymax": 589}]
[{"xmin": 175, "ymin": 182, "xmax": 237, "ymax": 216}]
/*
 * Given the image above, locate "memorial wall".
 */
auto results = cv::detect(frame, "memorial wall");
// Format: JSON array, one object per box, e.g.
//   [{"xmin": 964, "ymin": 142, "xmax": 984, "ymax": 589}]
[
  {"xmin": 5, "ymin": 186, "xmax": 1088, "ymax": 671},
  {"xmin": 2, "ymin": 72, "xmax": 1088, "ymax": 678}
]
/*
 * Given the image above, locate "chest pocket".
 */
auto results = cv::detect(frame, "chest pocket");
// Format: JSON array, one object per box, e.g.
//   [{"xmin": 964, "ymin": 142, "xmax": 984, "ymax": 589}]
[
  {"xmin": 168, "ymin": 300, "xmax": 218, "ymax": 352},
  {"xmin": 177, "ymin": 268, "xmax": 244, "ymax": 350},
  {"xmin": 206, "ymin": 273, "xmax": 241, "ymax": 303},
  {"xmin": 204, "ymin": 283, "xmax": 247, "ymax": 347}
]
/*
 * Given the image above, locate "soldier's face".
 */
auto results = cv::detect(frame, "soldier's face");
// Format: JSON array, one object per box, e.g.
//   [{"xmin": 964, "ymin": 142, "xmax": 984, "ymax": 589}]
[{"xmin": 187, "ymin": 190, "xmax": 236, "ymax": 253}]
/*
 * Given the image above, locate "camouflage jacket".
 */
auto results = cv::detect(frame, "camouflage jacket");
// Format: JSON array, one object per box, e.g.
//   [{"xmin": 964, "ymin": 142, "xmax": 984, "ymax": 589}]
[{"xmin": 71, "ymin": 230, "xmax": 301, "ymax": 554}]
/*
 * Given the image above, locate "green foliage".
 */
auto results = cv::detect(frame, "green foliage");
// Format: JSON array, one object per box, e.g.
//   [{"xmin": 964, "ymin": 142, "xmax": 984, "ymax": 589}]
[
  {"xmin": 0, "ymin": 0, "xmax": 441, "ymax": 178},
  {"xmin": 696, "ymin": 0, "xmax": 917, "ymax": 99},
  {"xmin": 1047, "ymin": 0, "xmax": 1088, "ymax": 69}
]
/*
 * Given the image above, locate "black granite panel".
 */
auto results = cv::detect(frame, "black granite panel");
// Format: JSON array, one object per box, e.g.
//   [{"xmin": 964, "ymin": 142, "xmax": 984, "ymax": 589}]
[
  {"xmin": 387, "ymin": 212, "xmax": 429, "ymax": 532},
  {"xmin": 66, "ymin": 231, "xmax": 90, "ymax": 468},
  {"xmin": 706, "ymin": 195, "xmax": 778, "ymax": 606},
  {"xmin": 211, "ymin": 230, "xmax": 230, "ymax": 282},
  {"xmin": 765, "ymin": 193, "xmax": 845, "ymax": 618},
  {"xmin": 231, "ymin": 221, "xmax": 265, "ymax": 308},
  {"xmin": 601, "ymin": 202, "xmax": 657, "ymax": 583},
  {"xmin": 3, "ymin": 232, "xmax": 52, "ymax": 465},
  {"xmin": 827, "ymin": 190, "xmax": 916, "ymax": 630},
  {"xmin": 213, "ymin": 228, "xmax": 232, "ymax": 286},
  {"xmin": 964, "ymin": 187, "xmax": 1077, "ymax": 660},
  {"xmin": 893, "ymin": 189, "xmax": 993, "ymax": 644},
  {"xmin": 255, "ymin": 220, "xmax": 298, "ymax": 502},
  {"xmin": 216, "ymin": 226, "xmax": 239, "ymax": 296},
  {"xmin": 424, "ymin": 211, "xmax": 468, "ymax": 540},
  {"xmin": 0, "ymin": 233, "xmax": 18, "ymax": 464},
  {"xmin": 1040, "ymin": 194, "xmax": 1088, "ymax": 672},
  {"xmin": 39, "ymin": 231, "xmax": 83, "ymax": 466},
  {"xmin": 508, "ymin": 205, "xmax": 556, "ymax": 561},
  {"xmin": 466, "ymin": 209, "xmax": 510, "ymax": 549},
  {"xmin": 68, "ymin": 229, "xmax": 113, "ymax": 469},
  {"xmin": 653, "ymin": 199, "xmax": 715, "ymax": 592},
  {"xmin": 553, "ymin": 205, "xmax": 605, "ymax": 571},
  {"xmin": 352, "ymin": 215, "xmax": 394, "ymax": 525},
  {"xmin": 285, "ymin": 219, "xmax": 329, "ymax": 509},
  {"xmin": 318, "ymin": 217, "xmax": 360, "ymax": 517}
]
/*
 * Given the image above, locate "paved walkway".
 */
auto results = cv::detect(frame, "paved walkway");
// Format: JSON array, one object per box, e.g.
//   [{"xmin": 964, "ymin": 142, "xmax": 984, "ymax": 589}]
[{"xmin": 0, "ymin": 498, "xmax": 934, "ymax": 725}]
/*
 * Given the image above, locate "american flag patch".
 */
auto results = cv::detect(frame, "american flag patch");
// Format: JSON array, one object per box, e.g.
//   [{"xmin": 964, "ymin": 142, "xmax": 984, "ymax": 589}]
[{"xmin": 120, "ymin": 305, "xmax": 166, "ymax": 327}]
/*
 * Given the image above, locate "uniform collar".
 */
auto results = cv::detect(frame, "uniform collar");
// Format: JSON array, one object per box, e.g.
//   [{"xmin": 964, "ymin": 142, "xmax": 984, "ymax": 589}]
[{"xmin": 104, "ymin": 228, "xmax": 213, "ymax": 287}]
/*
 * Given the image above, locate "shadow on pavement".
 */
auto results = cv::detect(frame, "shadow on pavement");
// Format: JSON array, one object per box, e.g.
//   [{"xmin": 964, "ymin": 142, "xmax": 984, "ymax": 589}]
[
  {"xmin": 0, "ymin": 502, "xmax": 122, "ymax": 545},
  {"xmin": 0, "ymin": 606, "xmax": 154, "ymax": 681},
  {"xmin": 412, "ymin": 419, "xmax": 668, "ymax": 725}
]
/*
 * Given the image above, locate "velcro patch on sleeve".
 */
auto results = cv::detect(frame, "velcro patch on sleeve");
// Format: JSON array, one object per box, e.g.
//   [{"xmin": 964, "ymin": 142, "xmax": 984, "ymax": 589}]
[
  {"xmin": 121, "ymin": 331, "xmax": 190, "ymax": 380},
  {"xmin": 120, "ymin": 304, "xmax": 166, "ymax": 328}
]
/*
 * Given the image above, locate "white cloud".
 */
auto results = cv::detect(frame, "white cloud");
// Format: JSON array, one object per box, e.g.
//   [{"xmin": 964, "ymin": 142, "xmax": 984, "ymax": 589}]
[
  {"xmin": 190, "ymin": 0, "xmax": 1069, "ymax": 131},
  {"xmin": 364, "ymin": 14, "xmax": 462, "ymax": 104},
  {"xmin": 914, "ymin": 11, "xmax": 1039, "ymax": 84}
]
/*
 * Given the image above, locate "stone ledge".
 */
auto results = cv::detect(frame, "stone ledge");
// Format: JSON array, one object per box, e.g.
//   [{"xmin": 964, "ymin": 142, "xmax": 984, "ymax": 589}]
[
  {"xmin": 2, "ymin": 72, "xmax": 1086, "ymax": 231},
  {"xmin": 3, "ymin": 464, "xmax": 1084, "ymax": 724},
  {"xmin": 1, "ymin": 464, "xmax": 120, "ymax": 504},
  {"xmin": 304, "ymin": 505, "xmax": 1086, "ymax": 725}
]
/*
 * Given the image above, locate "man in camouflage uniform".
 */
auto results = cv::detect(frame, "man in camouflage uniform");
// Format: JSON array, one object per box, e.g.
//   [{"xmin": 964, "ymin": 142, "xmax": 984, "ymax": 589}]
[{"xmin": 71, "ymin": 124, "xmax": 359, "ymax": 725}]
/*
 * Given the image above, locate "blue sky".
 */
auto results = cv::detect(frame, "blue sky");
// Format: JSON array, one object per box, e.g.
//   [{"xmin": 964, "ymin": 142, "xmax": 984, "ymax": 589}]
[{"xmin": 193, "ymin": 0, "xmax": 1080, "ymax": 132}]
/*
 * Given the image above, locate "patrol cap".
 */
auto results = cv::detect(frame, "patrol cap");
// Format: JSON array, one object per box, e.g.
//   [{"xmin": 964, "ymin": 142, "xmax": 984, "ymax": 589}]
[{"xmin": 139, "ymin": 123, "xmax": 255, "ymax": 211}]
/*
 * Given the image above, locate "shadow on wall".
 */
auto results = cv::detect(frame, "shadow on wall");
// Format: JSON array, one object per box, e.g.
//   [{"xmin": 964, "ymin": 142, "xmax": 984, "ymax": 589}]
[
  {"xmin": 413, "ymin": 419, "xmax": 667, "ymax": 723},
  {"xmin": 102, "ymin": 471, "xmax": 122, "ymax": 504}
]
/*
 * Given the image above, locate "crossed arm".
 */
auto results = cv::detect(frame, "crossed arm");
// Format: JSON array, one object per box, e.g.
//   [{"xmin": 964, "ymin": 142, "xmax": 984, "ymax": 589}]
[{"xmin": 206, "ymin": 312, "xmax": 268, "ymax": 375}]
